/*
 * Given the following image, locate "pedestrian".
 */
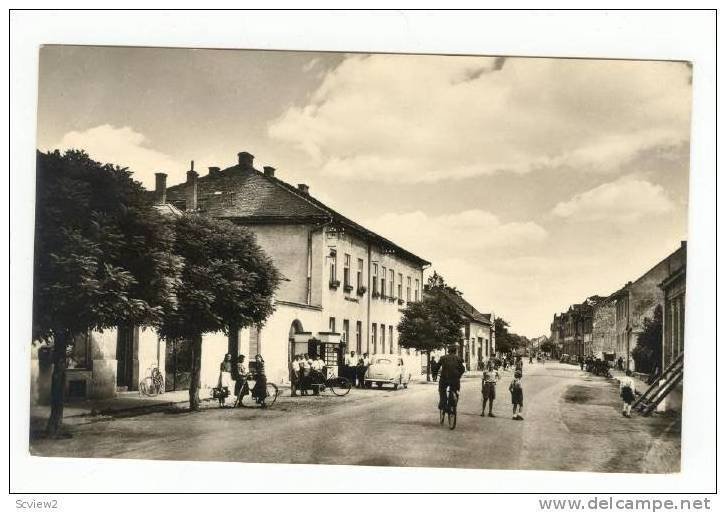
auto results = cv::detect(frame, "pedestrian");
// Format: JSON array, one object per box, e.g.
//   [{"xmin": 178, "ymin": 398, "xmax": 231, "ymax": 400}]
[
  {"xmin": 620, "ymin": 370, "xmax": 636, "ymax": 418},
  {"xmin": 355, "ymin": 354, "xmax": 365, "ymax": 388},
  {"xmin": 431, "ymin": 356, "xmax": 440, "ymax": 382},
  {"xmin": 234, "ymin": 354, "xmax": 248, "ymax": 406},
  {"xmin": 217, "ymin": 353, "xmax": 234, "ymax": 407},
  {"xmin": 311, "ymin": 354, "xmax": 325, "ymax": 394},
  {"xmin": 301, "ymin": 353, "xmax": 312, "ymax": 395},
  {"xmin": 617, "ymin": 356, "xmax": 624, "ymax": 371},
  {"xmin": 515, "ymin": 356, "xmax": 523, "ymax": 374},
  {"xmin": 480, "ymin": 361, "xmax": 500, "ymax": 417},
  {"xmin": 509, "ymin": 370, "xmax": 524, "ymax": 420},
  {"xmin": 251, "ymin": 354, "xmax": 268, "ymax": 405},
  {"xmin": 345, "ymin": 351, "xmax": 357, "ymax": 383},
  {"xmin": 289, "ymin": 355, "xmax": 300, "ymax": 397},
  {"xmin": 360, "ymin": 352, "xmax": 370, "ymax": 388}
]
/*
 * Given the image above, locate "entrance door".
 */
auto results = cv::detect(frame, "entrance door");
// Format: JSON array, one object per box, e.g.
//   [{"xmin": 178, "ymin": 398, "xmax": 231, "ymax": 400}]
[{"xmin": 116, "ymin": 325, "xmax": 136, "ymax": 389}]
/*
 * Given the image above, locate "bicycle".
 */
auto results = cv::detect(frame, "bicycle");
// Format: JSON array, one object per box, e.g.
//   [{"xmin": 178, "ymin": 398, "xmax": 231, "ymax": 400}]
[
  {"xmin": 438, "ymin": 385, "xmax": 458, "ymax": 430},
  {"xmin": 139, "ymin": 366, "xmax": 165, "ymax": 397},
  {"xmin": 308, "ymin": 374, "xmax": 352, "ymax": 396},
  {"xmin": 233, "ymin": 375, "xmax": 279, "ymax": 408}
]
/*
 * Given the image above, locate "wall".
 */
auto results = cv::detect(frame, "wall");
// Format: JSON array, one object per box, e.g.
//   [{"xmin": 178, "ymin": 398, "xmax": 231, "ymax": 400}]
[{"xmin": 592, "ymin": 301, "xmax": 616, "ymax": 357}]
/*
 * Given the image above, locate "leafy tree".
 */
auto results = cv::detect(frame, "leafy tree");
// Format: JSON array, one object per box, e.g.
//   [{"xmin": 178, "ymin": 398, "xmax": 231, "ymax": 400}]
[
  {"xmin": 494, "ymin": 317, "xmax": 528, "ymax": 355},
  {"xmin": 33, "ymin": 150, "xmax": 180, "ymax": 436},
  {"xmin": 158, "ymin": 214, "xmax": 280, "ymax": 411},
  {"xmin": 540, "ymin": 339, "xmax": 555, "ymax": 354},
  {"xmin": 632, "ymin": 305, "xmax": 663, "ymax": 375},
  {"xmin": 398, "ymin": 273, "xmax": 464, "ymax": 380}
]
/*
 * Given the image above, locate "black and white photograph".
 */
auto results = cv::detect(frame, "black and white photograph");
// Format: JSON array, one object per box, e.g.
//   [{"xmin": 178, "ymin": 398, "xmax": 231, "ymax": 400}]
[{"xmin": 8, "ymin": 8, "xmax": 718, "ymax": 505}]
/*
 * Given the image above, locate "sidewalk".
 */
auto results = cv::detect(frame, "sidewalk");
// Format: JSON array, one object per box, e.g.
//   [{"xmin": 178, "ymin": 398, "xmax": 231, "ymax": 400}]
[{"xmin": 30, "ymin": 389, "xmax": 218, "ymax": 425}]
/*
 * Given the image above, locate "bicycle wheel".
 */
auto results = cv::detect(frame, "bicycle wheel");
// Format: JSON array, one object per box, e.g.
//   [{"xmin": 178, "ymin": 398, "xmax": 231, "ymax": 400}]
[
  {"xmin": 140, "ymin": 377, "xmax": 157, "ymax": 397},
  {"xmin": 448, "ymin": 393, "xmax": 457, "ymax": 429},
  {"xmin": 439, "ymin": 408, "xmax": 445, "ymax": 425},
  {"xmin": 328, "ymin": 377, "xmax": 352, "ymax": 396},
  {"xmin": 263, "ymin": 383, "xmax": 279, "ymax": 407}
]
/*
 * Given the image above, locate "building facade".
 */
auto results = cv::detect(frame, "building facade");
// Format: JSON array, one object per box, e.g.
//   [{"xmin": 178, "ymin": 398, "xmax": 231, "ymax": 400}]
[
  {"xmin": 32, "ymin": 151, "xmax": 431, "ymax": 402},
  {"xmin": 591, "ymin": 298, "xmax": 616, "ymax": 359},
  {"xmin": 610, "ymin": 242, "xmax": 687, "ymax": 371}
]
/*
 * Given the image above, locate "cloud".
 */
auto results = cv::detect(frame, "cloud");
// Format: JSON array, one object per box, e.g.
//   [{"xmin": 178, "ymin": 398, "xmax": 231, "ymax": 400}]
[
  {"xmin": 268, "ymin": 55, "xmax": 692, "ymax": 183},
  {"xmin": 50, "ymin": 125, "xmax": 182, "ymax": 188},
  {"xmin": 367, "ymin": 209, "xmax": 547, "ymax": 260},
  {"xmin": 552, "ymin": 176, "xmax": 675, "ymax": 222}
]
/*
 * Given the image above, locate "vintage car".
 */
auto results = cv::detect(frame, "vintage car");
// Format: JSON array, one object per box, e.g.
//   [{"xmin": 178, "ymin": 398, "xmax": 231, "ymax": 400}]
[{"xmin": 364, "ymin": 354, "xmax": 412, "ymax": 389}]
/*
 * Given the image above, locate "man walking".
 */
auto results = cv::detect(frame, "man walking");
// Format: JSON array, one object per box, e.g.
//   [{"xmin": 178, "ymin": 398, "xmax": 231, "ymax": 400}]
[{"xmin": 480, "ymin": 360, "xmax": 500, "ymax": 417}]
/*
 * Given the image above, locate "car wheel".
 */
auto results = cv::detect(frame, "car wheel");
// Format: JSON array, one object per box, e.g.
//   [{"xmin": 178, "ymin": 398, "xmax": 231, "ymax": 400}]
[
  {"xmin": 376, "ymin": 382, "xmax": 382, "ymax": 388},
  {"xmin": 393, "ymin": 383, "xmax": 399, "ymax": 390}
]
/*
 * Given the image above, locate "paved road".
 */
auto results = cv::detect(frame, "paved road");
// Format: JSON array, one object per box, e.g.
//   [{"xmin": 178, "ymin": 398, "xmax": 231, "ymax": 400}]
[{"xmin": 30, "ymin": 362, "xmax": 680, "ymax": 473}]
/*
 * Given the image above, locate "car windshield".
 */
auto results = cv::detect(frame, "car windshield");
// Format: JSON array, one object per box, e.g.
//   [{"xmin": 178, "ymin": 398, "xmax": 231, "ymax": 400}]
[{"xmin": 374, "ymin": 358, "xmax": 392, "ymax": 364}]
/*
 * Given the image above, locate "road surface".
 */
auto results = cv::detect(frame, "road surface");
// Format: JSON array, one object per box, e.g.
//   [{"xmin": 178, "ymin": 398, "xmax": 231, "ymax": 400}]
[{"xmin": 30, "ymin": 362, "xmax": 680, "ymax": 473}]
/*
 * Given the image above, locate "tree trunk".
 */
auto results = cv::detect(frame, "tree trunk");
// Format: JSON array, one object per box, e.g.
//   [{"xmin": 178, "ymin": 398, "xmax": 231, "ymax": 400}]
[
  {"xmin": 46, "ymin": 330, "xmax": 69, "ymax": 437},
  {"xmin": 426, "ymin": 350, "xmax": 431, "ymax": 382},
  {"xmin": 228, "ymin": 325, "xmax": 239, "ymax": 380},
  {"xmin": 189, "ymin": 333, "xmax": 203, "ymax": 411}
]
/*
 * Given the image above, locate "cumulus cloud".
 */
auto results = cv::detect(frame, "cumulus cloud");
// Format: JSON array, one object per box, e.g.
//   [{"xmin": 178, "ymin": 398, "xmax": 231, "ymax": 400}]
[
  {"xmin": 268, "ymin": 55, "xmax": 691, "ymax": 183},
  {"xmin": 50, "ymin": 125, "xmax": 182, "ymax": 188},
  {"xmin": 367, "ymin": 209, "xmax": 547, "ymax": 260},
  {"xmin": 552, "ymin": 176, "xmax": 675, "ymax": 222}
]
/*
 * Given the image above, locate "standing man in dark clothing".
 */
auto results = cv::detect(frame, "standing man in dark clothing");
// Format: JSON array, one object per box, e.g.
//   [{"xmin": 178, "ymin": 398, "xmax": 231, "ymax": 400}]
[{"xmin": 437, "ymin": 347, "xmax": 465, "ymax": 410}]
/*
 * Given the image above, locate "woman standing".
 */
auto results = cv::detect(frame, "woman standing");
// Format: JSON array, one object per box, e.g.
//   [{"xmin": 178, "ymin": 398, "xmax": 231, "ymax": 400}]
[
  {"xmin": 217, "ymin": 353, "xmax": 234, "ymax": 407},
  {"xmin": 251, "ymin": 354, "xmax": 268, "ymax": 406}
]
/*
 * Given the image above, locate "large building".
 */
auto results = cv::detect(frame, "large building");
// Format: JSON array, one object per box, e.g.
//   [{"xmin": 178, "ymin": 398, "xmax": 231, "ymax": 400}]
[
  {"xmin": 609, "ymin": 242, "xmax": 687, "ymax": 371},
  {"xmin": 551, "ymin": 296, "xmax": 603, "ymax": 359},
  {"xmin": 31, "ymin": 151, "xmax": 431, "ymax": 402}
]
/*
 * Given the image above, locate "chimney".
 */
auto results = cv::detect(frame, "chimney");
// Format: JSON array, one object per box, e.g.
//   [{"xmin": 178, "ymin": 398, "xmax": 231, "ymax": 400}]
[
  {"xmin": 263, "ymin": 166, "xmax": 276, "ymax": 177},
  {"xmin": 186, "ymin": 161, "xmax": 199, "ymax": 211},
  {"xmin": 154, "ymin": 172, "xmax": 167, "ymax": 205},
  {"xmin": 208, "ymin": 166, "xmax": 220, "ymax": 176},
  {"xmin": 238, "ymin": 151, "xmax": 254, "ymax": 168},
  {"xmin": 297, "ymin": 183, "xmax": 309, "ymax": 195}
]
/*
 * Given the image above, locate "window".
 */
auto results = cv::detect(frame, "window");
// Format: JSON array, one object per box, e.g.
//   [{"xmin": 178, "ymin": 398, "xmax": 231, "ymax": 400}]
[
  {"xmin": 357, "ymin": 258, "xmax": 364, "ymax": 289},
  {"xmin": 381, "ymin": 324, "xmax": 386, "ymax": 354},
  {"xmin": 343, "ymin": 319, "xmax": 350, "ymax": 347},
  {"xmin": 381, "ymin": 266, "xmax": 387, "ymax": 297},
  {"xmin": 332, "ymin": 251, "xmax": 338, "ymax": 281},
  {"xmin": 407, "ymin": 276, "xmax": 411, "ymax": 301},
  {"xmin": 372, "ymin": 323, "xmax": 378, "ymax": 353},
  {"xmin": 389, "ymin": 269, "xmax": 395, "ymax": 297},
  {"xmin": 355, "ymin": 321, "xmax": 362, "ymax": 353},
  {"xmin": 389, "ymin": 326, "xmax": 394, "ymax": 354},
  {"xmin": 329, "ymin": 317, "xmax": 336, "ymax": 333},
  {"xmin": 372, "ymin": 264, "xmax": 378, "ymax": 295},
  {"xmin": 398, "ymin": 273, "xmax": 403, "ymax": 299},
  {"xmin": 343, "ymin": 254, "xmax": 351, "ymax": 288},
  {"xmin": 415, "ymin": 278, "xmax": 420, "ymax": 301}
]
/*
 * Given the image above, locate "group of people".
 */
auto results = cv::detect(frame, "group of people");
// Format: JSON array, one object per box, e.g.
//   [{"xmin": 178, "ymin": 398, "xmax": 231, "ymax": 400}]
[
  {"xmin": 435, "ymin": 348, "xmax": 526, "ymax": 421},
  {"xmin": 216, "ymin": 353, "xmax": 267, "ymax": 407},
  {"xmin": 343, "ymin": 351, "xmax": 371, "ymax": 388},
  {"xmin": 289, "ymin": 353, "xmax": 327, "ymax": 396}
]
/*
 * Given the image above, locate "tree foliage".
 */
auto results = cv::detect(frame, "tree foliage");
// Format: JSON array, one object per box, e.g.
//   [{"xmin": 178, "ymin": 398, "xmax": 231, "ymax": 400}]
[
  {"xmin": 33, "ymin": 149, "xmax": 181, "ymax": 434},
  {"xmin": 398, "ymin": 272, "xmax": 464, "ymax": 353},
  {"xmin": 494, "ymin": 317, "xmax": 528, "ymax": 355},
  {"xmin": 158, "ymin": 214, "xmax": 280, "ymax": 410},
  {"xmin": 632, "ymin": 305, "xmax": 663, "ymax": 374}
]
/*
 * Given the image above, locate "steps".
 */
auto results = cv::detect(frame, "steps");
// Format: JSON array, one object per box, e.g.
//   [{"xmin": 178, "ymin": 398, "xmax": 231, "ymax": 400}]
[{"xmin": 632, "ymin": 352, "xmax": 683, "ymax": 416}]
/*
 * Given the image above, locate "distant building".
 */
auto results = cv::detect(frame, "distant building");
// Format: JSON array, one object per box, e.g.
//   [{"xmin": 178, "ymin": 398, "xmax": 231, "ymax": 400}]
[
  {"xmin": 434, "ymin": 287, "xmax": 495, "ymax": 370},
  {"xmin": 552, "ymin": 296, "xmax": 604, "ymax": 359},
  {"xmin": 609, "ymin": 242, "xmax": 687, "ymax": 371},
  {"xmin": 591, "ymin": 298, "xmax": 616, "ymax": 359}
]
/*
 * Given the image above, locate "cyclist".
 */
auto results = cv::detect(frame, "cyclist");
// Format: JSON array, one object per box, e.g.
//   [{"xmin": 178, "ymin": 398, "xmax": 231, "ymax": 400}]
[{"xmin": 438, "ymin": 346, "xmax": 465, "ymax": 412}]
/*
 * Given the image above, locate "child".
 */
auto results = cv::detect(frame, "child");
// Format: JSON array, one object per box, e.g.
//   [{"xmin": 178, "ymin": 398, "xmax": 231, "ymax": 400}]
[
  {"xmin": 620, "ymin": 369, "xmax": 636, "ymax": 417},
  {"xmin": 509, "ymin": 370, "xmax": 524, "ymax": 420}
]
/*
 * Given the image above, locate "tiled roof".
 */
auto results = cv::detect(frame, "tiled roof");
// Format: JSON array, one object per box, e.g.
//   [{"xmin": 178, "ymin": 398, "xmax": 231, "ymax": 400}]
[
  {"xmin": 440, "ymin": 288, "xmax": 492, "ymax": 325},
  {"xmin": 165, "ymin": 162, "xmax": 430, "ymax": 267}
]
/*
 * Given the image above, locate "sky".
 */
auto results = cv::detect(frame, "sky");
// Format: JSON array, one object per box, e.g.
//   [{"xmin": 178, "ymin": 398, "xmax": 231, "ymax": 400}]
[{"xmin": 36, "ymin": 46, "xmax": 692, "ymax": 337}]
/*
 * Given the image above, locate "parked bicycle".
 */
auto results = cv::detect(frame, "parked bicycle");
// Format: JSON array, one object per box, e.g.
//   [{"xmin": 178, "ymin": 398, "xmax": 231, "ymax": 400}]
[
  {"xmin": 308, "ymin": 374, "xmax": 352, "ymax": 396},
  {"xmin": 438, "ymin": 386, "xmax": 458, "ymax": 430},
  {"xmin": 139, "ymin": 366, "xmax": 165, "ymax": 397}
]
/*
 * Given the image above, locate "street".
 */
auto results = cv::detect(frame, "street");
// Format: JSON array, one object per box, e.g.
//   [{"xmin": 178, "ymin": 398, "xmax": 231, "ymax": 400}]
[{"xmin": 29, "ymin": 362, "xmax": 680, "ymax": 473}]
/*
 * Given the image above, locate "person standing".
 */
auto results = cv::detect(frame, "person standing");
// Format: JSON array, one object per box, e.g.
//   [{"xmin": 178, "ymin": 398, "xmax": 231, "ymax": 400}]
[
  {"xmin": 620, "ymin": 370, "xmax": 637, "ymax": 417},
  {"xmin": 509, "ymin": 370, "xmax": 524, "ymax": 420},
  {"xmin": 251, "ymin": 354, "xmax": 268, "ymax": 405},
  {"xmin": 344, "ymin": 351, "xmax": 357, "ymax": 383},
  {"xmin": 355, "ymin": 354, "xmax": 365, "ymax": 388},
  {"xmin": 431, "ymin": 356, "xmax": 440, "ymax": 382},
  {"xmin": 480, "ymin": 361, "xmax": 500, "ymax": 417},
  {"xmin": 289, "ymin": 355, "xmax": 300, "ymax": 397},
  {"xmin": 217, "ymin": 353, "xmax": 234, "ymax": 407},
  {"xmin": 359, "ymin": 352, "xmax": 370, "ymax": 388},
  {"xmin": 311, "ymin": 354, "xmax": 325, "ymax": 395},
  {"xmin": 234, "ymin": 355, "xmax": 248, "ymax": 406}
]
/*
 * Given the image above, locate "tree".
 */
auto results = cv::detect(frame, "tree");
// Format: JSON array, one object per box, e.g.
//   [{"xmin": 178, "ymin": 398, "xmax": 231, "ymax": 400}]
[
  {"xmin": 158, "ymin": 214, "xmax": 280, "ymax": 411},
  {"xmin": 33, "ymin": 150, "xmax": 180, "ymax": 436},
  {"xmin": 632, "ymin": 305, "xmax": 663, "ymax": 375},
  {"xmin": 397, "ymin": 282, "xmax": 465, "ymax": 381},
  {"xmin": 494, "ymin": 317, "xmax": 527, "ymax": 355}
]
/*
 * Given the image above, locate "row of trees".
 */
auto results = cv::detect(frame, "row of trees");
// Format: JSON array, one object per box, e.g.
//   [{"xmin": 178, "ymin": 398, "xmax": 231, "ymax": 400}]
[{"xmin": 34, "ymin": 150, "xmax": 280, "ymax": 435}]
